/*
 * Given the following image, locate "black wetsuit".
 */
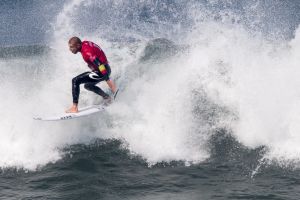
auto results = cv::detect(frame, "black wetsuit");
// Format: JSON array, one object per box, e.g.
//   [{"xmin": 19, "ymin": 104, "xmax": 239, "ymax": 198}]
[{"xmin": 72, "ymin": 64, "xmax": 111, "ymax": 104}]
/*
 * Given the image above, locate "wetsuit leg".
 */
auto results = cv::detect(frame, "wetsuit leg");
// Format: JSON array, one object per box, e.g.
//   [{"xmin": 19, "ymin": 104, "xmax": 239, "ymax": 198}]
[
  {"xmin": 72, "ymin": 71, "xmax": 107, "ymax": 103},
  {"xmin": 84, "ymin": 82, "xmax": 109, "ymax": 98},
  {"xmin": 83, "ymin": 64, "xmax": 112, "ymax": 99}
]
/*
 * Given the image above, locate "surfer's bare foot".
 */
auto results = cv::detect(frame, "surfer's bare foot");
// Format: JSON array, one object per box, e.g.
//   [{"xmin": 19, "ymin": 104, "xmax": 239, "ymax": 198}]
[
  {"xmin": 66, "ymin": 104, "xmax": 78, "ymax": 113},
  {"xmin": 103, "ymin": 96, "xmax": 112, "ymax": 106}
]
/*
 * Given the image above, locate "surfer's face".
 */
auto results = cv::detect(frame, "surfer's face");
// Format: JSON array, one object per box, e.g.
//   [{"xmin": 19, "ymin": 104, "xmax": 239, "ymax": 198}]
[{"xmin": 69, "ymin": 42, "xmax": 81, "ymax": 54}]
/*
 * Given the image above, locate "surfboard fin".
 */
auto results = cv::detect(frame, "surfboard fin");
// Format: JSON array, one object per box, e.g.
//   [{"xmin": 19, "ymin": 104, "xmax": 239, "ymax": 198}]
[{"xmin": 113, "ymin": 89, "xmax": 119, "ymax": 100}]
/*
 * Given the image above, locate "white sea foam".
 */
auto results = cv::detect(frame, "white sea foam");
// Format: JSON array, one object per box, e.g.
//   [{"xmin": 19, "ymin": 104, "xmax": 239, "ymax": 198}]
[
  {"xmin": 1, "ymin": 0, "xmax": 300, "ymax": 170},
  {"xmin": 186, "ymin": 22, "xmax": 300, "ymax": 164}
]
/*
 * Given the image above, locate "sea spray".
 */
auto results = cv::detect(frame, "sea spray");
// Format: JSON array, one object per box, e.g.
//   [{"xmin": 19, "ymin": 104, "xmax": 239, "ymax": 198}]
[{"xmin": 0, "ymin": 0, "xmax": 300, "ymax": 170}]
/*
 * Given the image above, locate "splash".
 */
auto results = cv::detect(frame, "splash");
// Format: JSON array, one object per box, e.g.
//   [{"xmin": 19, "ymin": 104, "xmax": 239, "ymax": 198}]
[
  {"xmin": 0, "ymin": 0, "xmax": 93, "ymax": 170},
  {"xmin": 186, "ymin": 22, "xmax": 300, "ymax": 165},
  {"xmin": 1, "ymin": 0, "xmax": 300, "ymax": 170}
]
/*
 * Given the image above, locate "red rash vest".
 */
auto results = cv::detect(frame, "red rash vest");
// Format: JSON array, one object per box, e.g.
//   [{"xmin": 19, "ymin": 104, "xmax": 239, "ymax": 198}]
[{"xmin": 80, "ymin": 41, "xmax": 108, "ymax": 72}]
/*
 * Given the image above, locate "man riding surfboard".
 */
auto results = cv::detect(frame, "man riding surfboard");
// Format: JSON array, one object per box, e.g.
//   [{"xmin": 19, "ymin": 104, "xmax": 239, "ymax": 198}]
[{"xmin": 66, "ymin": 37, "xmax": 117, "ymax": 113}]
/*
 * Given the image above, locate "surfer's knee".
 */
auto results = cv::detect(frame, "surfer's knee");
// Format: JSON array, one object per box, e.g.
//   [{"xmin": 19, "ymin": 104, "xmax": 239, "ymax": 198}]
[
  {"xmin": 84, "ymin": 83, "xmax": 94, "ymax": 90},
  {"xmin": 72, "ymin": 77, "xmax": 76, "ymax": 84},
  {"xmin": 72, "ymin": 77, "xmax": 79, "ymax": 86}
]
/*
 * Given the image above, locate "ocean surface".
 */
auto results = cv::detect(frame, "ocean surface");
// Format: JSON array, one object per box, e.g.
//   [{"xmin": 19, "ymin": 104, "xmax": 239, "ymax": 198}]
[{"xmin": 1, "ymin": 0, "xmax": 300, "ymax": 199}]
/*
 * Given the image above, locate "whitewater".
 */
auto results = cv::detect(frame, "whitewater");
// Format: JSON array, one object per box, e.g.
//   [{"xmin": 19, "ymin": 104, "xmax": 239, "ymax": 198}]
[{"xmin": 0, "ymin": 0, "xmax": 300, "ymax": 173}]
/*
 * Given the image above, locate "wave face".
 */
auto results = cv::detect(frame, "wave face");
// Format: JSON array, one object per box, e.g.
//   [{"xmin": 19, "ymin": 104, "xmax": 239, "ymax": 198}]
[{"xmin": 1, "ymin": 0, "xmax": 300, "ymax": 170}]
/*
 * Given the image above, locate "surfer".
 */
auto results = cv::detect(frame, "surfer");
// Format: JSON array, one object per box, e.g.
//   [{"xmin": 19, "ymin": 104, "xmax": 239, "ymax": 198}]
[{"xmin": 66, "ymin": 37, "xmax": 117, "ymax": 113}]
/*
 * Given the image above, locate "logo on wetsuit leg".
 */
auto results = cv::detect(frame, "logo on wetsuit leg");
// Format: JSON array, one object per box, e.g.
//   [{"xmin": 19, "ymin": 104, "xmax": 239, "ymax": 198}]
[{"xmin": 88, "ymin": 72, "xmax": 101, "ymax": 80}]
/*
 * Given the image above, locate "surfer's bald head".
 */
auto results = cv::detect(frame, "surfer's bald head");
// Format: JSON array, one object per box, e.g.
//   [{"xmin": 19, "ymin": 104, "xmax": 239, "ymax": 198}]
[
  {"xmin": 69, "ymin": 36, "xmax": 81, "ymax": 45},
  {"xmin": 68, "ymin": 36, "xmax": 82, "ymax": 54}
]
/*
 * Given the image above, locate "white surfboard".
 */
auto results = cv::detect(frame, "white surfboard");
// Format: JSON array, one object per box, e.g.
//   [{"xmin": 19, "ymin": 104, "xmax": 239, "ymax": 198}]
[
  {"xmin": 34, "ymin": 89, "xmax": 119, "ymax": 121},
  {"xmin": 33, "ymin": 105, "xmax": 106, "ymax": 121}
]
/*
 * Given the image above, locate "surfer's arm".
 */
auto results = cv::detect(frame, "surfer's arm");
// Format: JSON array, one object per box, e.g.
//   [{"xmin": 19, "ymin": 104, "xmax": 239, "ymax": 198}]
[
  {"xmin": 92, "ymin": 57, "xmax": 102, "ymax": 66},
  {"xmin": 106, "ymin": 79, "xmax": 117, "ymax": 93},
  {"xmin": 92, "ymin": 57, "xmax": 117, "ymax": 93},
  {"xmin": 92, "ymin": 58, "xmax": 107, "ymax": 75}
]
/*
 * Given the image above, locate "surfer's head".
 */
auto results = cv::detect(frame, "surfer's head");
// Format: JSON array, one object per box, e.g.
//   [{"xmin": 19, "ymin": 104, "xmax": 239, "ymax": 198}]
[{"xmin": 68, "ymin": 36, "xmax": 82, "ymax": 54}]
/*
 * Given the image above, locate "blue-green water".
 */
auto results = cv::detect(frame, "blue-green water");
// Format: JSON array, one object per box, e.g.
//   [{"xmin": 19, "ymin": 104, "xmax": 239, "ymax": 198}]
[{"xmin": 1, "ymin": 137, "xmax": 300, "ymax": 200}]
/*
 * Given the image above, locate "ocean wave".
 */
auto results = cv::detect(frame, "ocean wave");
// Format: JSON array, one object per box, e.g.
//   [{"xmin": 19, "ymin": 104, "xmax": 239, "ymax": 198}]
[{"xmin": 0, "ymin": 0, "xmax": 300, "ymax": 170}]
